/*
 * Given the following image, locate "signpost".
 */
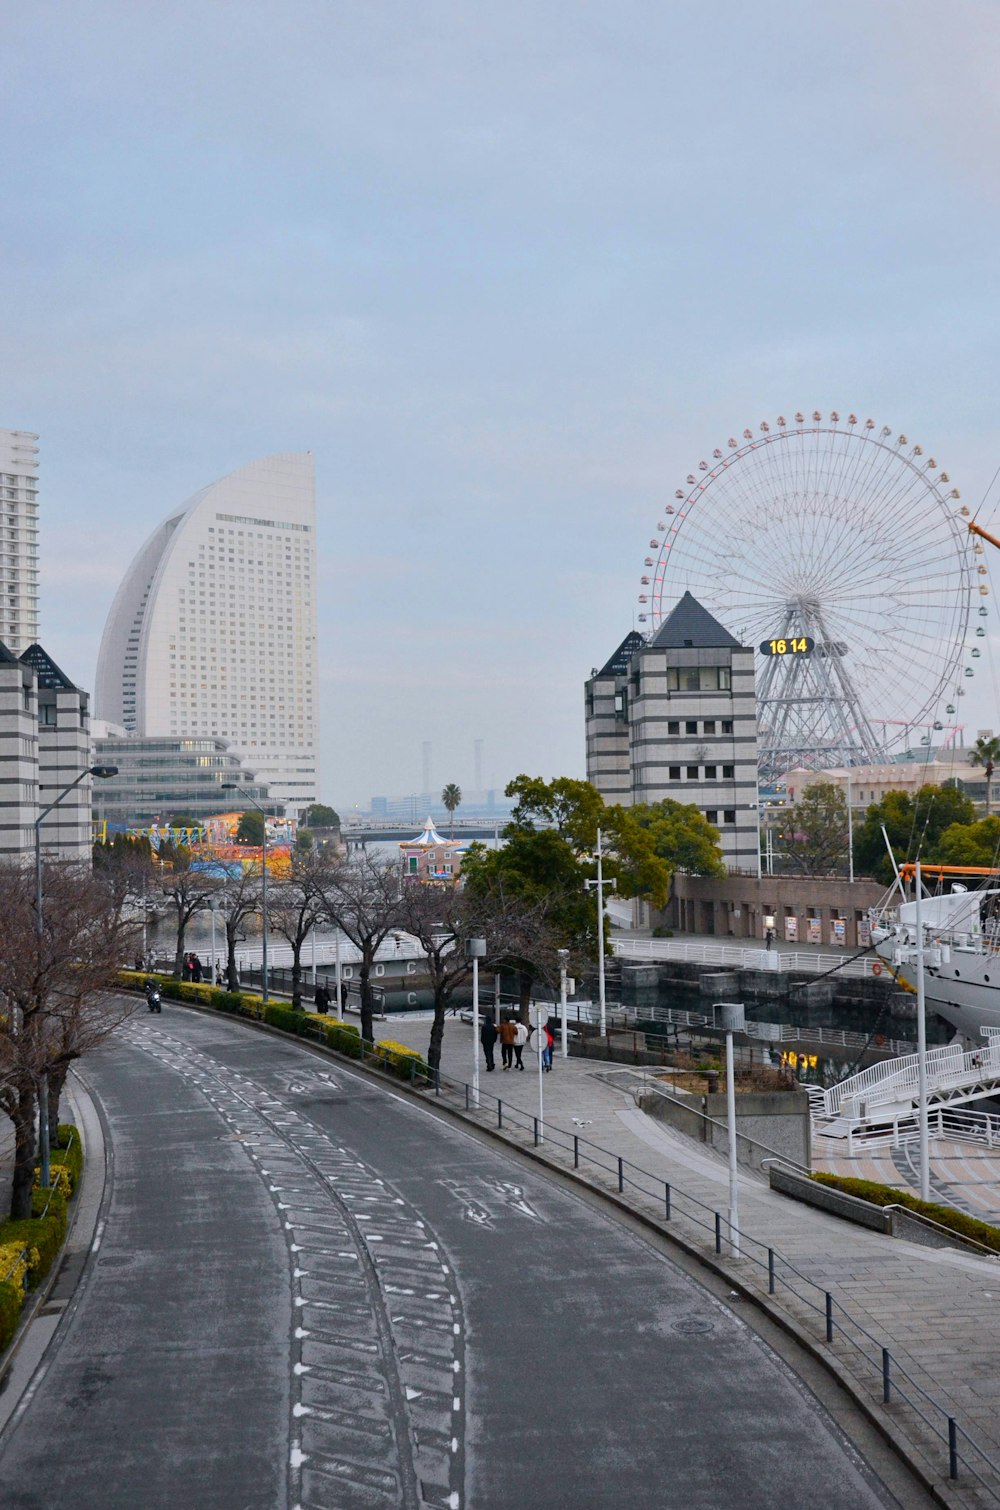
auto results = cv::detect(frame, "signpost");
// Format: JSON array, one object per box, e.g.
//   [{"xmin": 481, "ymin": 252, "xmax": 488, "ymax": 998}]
[{"xmin": 529, "ymin": 1003, "xmax": 546, "ymax": 1143}]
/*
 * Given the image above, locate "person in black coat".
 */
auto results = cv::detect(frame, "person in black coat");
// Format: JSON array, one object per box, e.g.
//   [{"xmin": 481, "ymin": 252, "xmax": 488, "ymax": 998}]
[
  {"xmin": 314, "ymin": 982, "xmax": 331, "ymax": 1014},
  {"xmin": 480, "ymin": 1015, "xmax": 498, "ymax": 1072}
]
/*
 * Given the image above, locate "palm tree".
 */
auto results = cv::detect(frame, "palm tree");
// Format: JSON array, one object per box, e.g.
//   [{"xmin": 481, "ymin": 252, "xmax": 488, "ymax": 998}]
[
  {"xmin": 441, "ymin": 783, "xmax": 462, "ymax": 837},
  {"xmin": 969, "ymin": 734, "xmax": 1000, "ymax": 815}
]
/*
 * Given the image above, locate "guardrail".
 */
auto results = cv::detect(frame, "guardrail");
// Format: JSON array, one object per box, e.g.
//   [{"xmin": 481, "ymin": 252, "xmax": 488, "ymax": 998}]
[
  {"xmin": 826, "ymin": 1104, "xmax": 1000, "ymax": 1155},
  {"xmin": 614, "ymin": 938, "xmax": 880, "ymax": 978}
]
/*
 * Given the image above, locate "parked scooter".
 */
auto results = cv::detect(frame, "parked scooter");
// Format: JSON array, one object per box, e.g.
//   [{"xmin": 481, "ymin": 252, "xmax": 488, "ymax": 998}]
[{"xmin": 144, "ymin": 980, "xmax": 162, "ymax": 1014}]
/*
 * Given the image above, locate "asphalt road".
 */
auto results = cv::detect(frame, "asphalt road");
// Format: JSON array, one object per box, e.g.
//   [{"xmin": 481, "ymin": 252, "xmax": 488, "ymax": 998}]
[{"xmin": 0, "ymin": 1007, "xmax": 910, "ymax": 1509}]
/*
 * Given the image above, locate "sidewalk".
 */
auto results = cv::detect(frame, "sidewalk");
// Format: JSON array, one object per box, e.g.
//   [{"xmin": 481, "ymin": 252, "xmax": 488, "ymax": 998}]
[{"xmin": 375, "ymin": 1012, "xmax": 1000, "ymax": 1508}]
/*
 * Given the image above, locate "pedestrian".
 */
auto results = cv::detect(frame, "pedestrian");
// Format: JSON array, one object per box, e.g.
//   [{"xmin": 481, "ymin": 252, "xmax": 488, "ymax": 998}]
[
  {"xmin": 339, "ymin": 979, "xmax": 348, "ymax": 1012},
  {"xmin": 315, "ymin": 981, "xmax": 331, "ymax": 1014},
  {"xmin": 765, "ymin": 928, "xmax": 774, "ymax": 952},
  {"xmin": 498, "ymin": 1016, "xmax": 517, "ymax": 1070},
  {"xmin": 215, "ymin": 964, "xmax": 224, "ymax": 987},
  {"xmin": 182, "ymin": 953, "xmax": 192, "ymax": 981},
  {"xmin": 512, "ymin": 1019, "xmax": 527, "ymax": 1070},
  {"xmin": 480, "ymin": 1014, "xmax": 498, "ymax": 1072},
  {"xmin": 542, "ymin": 1020, "xmax": 555, "ymax": 1072},
  {"xmin": 191, "ymin": 954, "xmax": 203, "ymax": 983}
]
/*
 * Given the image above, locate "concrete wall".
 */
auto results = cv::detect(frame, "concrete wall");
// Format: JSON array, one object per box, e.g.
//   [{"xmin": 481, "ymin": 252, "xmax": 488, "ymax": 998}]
[
  {"xmin": 638, "ymin": 1084, "xmax": 811, "ymax": 1171},
  {"xmin": 665, "ymin": 872, "xmax": 885, "ymax": 949}
]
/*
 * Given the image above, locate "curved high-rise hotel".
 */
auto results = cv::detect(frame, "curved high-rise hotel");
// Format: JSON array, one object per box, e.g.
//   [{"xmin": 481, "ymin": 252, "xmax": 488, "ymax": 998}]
[{"xmin": 95, "ymin": 454, "xmax": 318, "ymax": 815}]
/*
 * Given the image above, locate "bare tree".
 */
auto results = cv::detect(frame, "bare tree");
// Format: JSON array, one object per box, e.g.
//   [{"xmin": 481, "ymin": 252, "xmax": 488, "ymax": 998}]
[
  {"xmin": 158, "ymin": 841, "xmax": 220, "ymax": 975},
  {"xmin": 320, "ymin": 855, "xmax": 405, "ymax": 1042},
  {"xmin": 0, "ymin": 861, "xmax": 140, "ymax": 1220},
  {"xmin": 269, "ymin": 849, "xmax": 337, "ymax": 1007},
  {"xmin": 397, "ymin": 882, "xmax": 474, "ymax": 1071},
  {"xmin": 215, "ymin": 865, "xmax": 262, "ymax": 992}
]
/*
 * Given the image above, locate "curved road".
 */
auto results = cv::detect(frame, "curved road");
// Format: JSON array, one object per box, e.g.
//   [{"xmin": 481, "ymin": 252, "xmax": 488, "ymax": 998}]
[{"xmin": 0, "ymin": 1007, "xmax": 909, "ymax": 1509}]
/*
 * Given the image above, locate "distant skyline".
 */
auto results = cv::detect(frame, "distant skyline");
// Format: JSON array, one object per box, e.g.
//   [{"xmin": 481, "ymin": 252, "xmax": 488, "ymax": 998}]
[{"xmin": 4, "ymin": 2, "xmax": 1000, "ymax": 807}]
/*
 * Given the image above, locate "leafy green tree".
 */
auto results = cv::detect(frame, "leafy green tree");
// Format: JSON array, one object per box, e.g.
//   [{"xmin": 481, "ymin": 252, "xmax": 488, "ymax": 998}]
[
  {"xmin": 969, "ymin": 735, "xmax": 1000, "ymax": 815},
  {"xmin": 236, "ymin": 810, "xmax": 266, "ymax": 847},
  {"xmin": 302, "ymin": 803, "xmax": 340, "ymax": 829},
  {"xmin": 937, "ymin": 816, "xmax": 1000, "ymax": 868},
  {"xmin": 295, "ymin": 828, "xmax": 314, "ymax": 852},
  {"xmin": 628, "ymin": 799, "xmax": 725, "ymax": 877},
  {"xmin": 853, "ymin": 784, "xmax": 978, "ymax": 884},
  {"xmin": 778, "ymin": 782, "xmax": 849, "ymax": 877},
  {"xmin": 441, "ymin": 783, "xmax": 462, "ymax": 837}
]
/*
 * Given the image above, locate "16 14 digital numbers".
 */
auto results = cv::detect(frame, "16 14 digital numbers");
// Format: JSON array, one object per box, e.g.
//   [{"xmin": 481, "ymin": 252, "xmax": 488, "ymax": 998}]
[{"xmin": 758, "ymin": 635, "xmax": 814, "ymax": 657}]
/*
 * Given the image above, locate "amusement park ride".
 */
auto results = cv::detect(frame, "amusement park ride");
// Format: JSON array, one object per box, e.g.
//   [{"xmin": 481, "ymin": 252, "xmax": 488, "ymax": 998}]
[{"xmin": 638, "ymin": 411, "xmax": 992, "ymax": 783}]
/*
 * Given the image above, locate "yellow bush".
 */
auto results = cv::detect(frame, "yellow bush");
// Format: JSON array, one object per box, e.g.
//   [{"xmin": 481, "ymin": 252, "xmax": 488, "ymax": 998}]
[
  {"xmin": 0, "ymin": 1241, "xmax": 37, "ymax": 1292},
  {"xmin": 34, "ymin": 1164, "xmax": 73, "ymax": 1199}
]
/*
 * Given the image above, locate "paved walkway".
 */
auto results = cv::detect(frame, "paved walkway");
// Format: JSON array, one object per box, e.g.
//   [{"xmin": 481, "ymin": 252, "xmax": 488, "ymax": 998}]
[{"xmin": 371, "ymin": 1012, "xmax": 1000, "ymax": 1508}]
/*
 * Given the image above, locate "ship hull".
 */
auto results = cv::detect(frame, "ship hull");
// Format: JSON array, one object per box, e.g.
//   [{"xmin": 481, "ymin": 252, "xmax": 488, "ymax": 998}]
[{"xmin": 874, "ymin": 940, "xmax": 1000, "ymax": 1042}]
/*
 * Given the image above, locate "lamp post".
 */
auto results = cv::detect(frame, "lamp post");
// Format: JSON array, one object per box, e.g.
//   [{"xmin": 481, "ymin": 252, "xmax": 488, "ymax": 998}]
[
  {"xmin": 222, "ymin": 784, "xmax": 270, "ymax": 1003},
  {"xmin": 34, "ymin": 764, "xmax": 118, "ymax": 1186},
  {"xmin": 585, "ymin": 828, "xmax": 607, "ymax": 1037},
  {"xmin": 915, "ymin": 859, "xmax": 930, "ymax": 1200},
  {"xmin": 716, "ymin": 1002, "xmax": 746, "ymax": 1258},
  {"xmin": 558, "ymin": 948, "xmax": 569, "ymax": 1059},
  {"xmin": 466, "ymin": 937, "xmax": 486, "ymax": 1106}
]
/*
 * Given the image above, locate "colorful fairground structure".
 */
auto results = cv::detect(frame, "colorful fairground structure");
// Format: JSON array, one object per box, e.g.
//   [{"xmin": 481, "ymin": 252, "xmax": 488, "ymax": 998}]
[
  {"xmin": 400, "ymin": 817, "xmax": 467, "ymax": 883},
  {"xmin": 129, "ymin": 810, "xmax": 298, "ymax": 879}
]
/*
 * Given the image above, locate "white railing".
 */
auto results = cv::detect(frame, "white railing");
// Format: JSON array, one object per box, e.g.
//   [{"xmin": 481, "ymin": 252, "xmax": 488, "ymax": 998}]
[
  {"xmin": 614, "ymin": 938, "xmax": 878, "ymax": 978},
  {"xmin": 826, "ymin": 1103, "xmax": 1000, "ymax": 1154},
  {"xmin": 823, "ymin": 1039, "xmax": 1000, "ymax": 1118}
]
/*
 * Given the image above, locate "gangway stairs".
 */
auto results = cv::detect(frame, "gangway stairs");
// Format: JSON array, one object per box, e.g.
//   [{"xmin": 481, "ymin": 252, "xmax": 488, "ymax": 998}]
[{"xmin": 814, "ymin": 1029, "xmax": 1000, "ymax": 1137}]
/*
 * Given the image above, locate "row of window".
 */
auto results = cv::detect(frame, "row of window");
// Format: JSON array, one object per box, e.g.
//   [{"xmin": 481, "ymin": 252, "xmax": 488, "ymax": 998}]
[
  {"xmin": 667, "ymin": 719, "xmax": 733, "ymax": 736},
  {"xmin": 669, "ymin": 764, "xmax": 735, "ymax": 780},
  {"xmin": 664, "ymin": 666, "xmax": 731, "ymax": 692},
  {"xmin": 706, "ymin": 810, "xmax": 737, "ymax": 826}
]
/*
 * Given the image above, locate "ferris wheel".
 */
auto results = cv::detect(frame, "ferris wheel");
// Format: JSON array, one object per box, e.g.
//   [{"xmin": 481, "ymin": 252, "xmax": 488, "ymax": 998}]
[{"xmin": 638, "ymin": 412, "xmax": 980, "ymax": 779}]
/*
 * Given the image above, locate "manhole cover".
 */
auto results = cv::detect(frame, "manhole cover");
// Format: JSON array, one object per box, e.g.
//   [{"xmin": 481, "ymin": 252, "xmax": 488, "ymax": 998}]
[
  {"xmin": 672, "ymin": 1316, "xmax": 715, "ymax": 1335},
  {"xmin": 98, "ymin": 1256, "xmax": 131, "ymax": 1269}
]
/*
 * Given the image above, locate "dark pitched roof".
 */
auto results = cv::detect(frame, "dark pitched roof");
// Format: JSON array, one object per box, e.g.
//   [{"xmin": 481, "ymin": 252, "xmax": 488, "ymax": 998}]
[
  {"xmin": 20, "ymin": 643, "xmax": 79, "ymax": 691},
  {"xmin": 596, "ymin": 630, "xmax": 646, "ymax": 678},
  {"xmin": 647, "ymin": 591, "xmax": 742, "ymax": 651},
  {"xmin": 0, "ymin": 638, "xmax": 19, "ymax": 665}
]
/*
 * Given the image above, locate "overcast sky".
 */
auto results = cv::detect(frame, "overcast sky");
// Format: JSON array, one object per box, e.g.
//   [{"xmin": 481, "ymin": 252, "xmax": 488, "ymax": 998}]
[{"xmin": 4, "ymin": 1, "xmax": 1000, "ymax": 809}]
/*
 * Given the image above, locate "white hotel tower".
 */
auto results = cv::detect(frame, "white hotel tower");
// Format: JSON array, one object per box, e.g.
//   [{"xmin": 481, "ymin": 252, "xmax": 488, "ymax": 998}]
[
  {"xmin": 95, "ymin": 454, "xmax": 318, "ymax": 815},
  {"xmin": 0, "ymin": 428, "xmax": 41, "ymax": 654}
]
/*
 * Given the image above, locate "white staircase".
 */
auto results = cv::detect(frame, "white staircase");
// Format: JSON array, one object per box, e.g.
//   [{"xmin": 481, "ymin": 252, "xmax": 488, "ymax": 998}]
[{"xmin": 814, "ymin": 1029, "xmax": 1000, "ymax": 1137}]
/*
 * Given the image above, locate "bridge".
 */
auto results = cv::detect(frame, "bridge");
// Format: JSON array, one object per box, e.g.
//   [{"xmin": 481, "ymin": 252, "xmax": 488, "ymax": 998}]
[
  {"xmin": 341, "ymin": 820, "xmax": 504, "ymax": 843},
  {"xmin": 814, "ymin": 1028, "xmax": 1000, "ymax": 1136}
]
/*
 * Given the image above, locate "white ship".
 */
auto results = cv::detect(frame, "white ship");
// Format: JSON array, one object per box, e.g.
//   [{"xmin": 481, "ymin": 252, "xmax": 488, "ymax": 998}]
[{"xmin": 870, "ymin": 876, "xmax": 1000, "ymax": 1045}]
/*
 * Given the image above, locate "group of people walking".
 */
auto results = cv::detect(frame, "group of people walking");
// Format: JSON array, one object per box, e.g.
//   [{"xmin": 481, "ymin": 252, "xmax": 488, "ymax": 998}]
[{"xmin": 479, "ymin": 1015, "xmax": 555, "ymax": 1072}]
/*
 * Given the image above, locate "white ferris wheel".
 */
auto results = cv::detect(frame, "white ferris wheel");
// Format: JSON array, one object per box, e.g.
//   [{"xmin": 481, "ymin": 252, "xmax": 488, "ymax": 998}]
[{"xmin": 638, "ymin": 411, "xmax": 982, "ymax": 779}]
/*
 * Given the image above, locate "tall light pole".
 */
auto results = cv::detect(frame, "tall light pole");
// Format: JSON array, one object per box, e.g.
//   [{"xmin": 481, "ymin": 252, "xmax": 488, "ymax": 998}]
[
  {"xmin": 35, "ymin": 763, "xmax": 118, "ymax": 1186},
  {"xmin": 466, "ymin": 937, "xmax": 486, "ymax": 1106},
  {"xmin": 222, "ymin": 784, "xmax": 270, "ymax": 1003},
  {"xmin": 585, "ymin": 828, "xmax": 607, "ymax": 1037},
  {"xmin": 558, "ymin": 948, "xmax": 569, "ymax": 1059},
  {"xmin": 915, "ymin": 858, "xmax": 930, "ymax": 1200},
  {"xmin": 716, "ymin": 1002, "xmax": 746, "ymax": 1258}
]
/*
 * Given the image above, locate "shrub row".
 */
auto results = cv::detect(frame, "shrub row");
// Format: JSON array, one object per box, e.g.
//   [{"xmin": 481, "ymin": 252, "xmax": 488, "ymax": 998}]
[
  {"xmin": 811, "ymin": 1172, "xmax": 1000, "ymax": 1253},
  {"xmin": 117, "ymin": 972, "xmax": 431, "ymax": 1084},
  {"xmin": 0, "ymin": 1123, "xmax": 84, "ymax": 1355}
]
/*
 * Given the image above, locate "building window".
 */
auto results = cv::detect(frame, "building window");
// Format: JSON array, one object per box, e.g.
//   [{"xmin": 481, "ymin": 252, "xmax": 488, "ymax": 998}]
[
  {"xmin": 704, "ymin": 765, "xmax": 717, "ymax": 779},
  {"xmin": 686, "ymin": 765, "xmax": 699, "ymax": 779},
  {"xmin": 723, "ymin": 809, "xmax": 736, "ymax": 824},
  {"xmin": 705, "ymin": 810, "xmax": 718, "ymax": 825},
  {"xmin": 667, "ymin": 720, "xmax": 679, "ymax": 735},
  {"xmin": 685, "ymin": 720, "xmax": 697, "ymax": 734},
  {"xmin": 668, "ymin": 765, "xmax": 681, "ymax": 780},
  {"xmin": 703, "ymin": 720, "xmax": 716, "ymax": 734},
  {"xmin": 722, "ymin": 720, "xmax": 733, "ymax": 734},
  {"xmin": 665, "ymin": 666, "xmax": 730, "ymax": 692},
  {"xmin": 723, "ymin": 764, "xmax": 734, "ymax": 778}
]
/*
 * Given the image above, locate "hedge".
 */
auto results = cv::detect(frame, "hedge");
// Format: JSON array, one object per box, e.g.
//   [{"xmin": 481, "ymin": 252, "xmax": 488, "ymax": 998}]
[
  {"xmin": 0, "ymin": 1121, "xmax": 84, "ymax": 1354},
  {"xmin": 0, "ymin": 1279, "xmax": 21, "ymax": 1353},
  {"xmin": 812, "ymin": 1172, "xmax": 1000, "ymax": 1253}
]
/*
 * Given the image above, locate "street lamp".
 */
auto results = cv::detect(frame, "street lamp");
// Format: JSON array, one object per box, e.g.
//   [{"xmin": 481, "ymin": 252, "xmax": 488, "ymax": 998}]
[
  {"xmin": 557, "ymin": 948, "xmax": 569, "ymax": 1059},
  {"xmin": 34, "ymin": 764, "xmax": 118, "ymax": 1185},
  {"xmin": 465, "ymin": 937, "xmax": 486, "ymax": 1105},
  {"xmin": 222, "ymin": 784, "xmax": 269, "ymax": 1002}
]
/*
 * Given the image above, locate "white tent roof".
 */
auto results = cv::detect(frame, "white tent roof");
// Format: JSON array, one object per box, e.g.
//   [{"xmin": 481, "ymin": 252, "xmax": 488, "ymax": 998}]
[{"xmin": 401, "ymin": 816, "xmax": 451, "ymax": 848}]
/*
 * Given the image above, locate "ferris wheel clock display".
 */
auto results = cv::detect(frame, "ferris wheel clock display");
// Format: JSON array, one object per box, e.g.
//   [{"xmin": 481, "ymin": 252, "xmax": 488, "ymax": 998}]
[{"xmin": 638, "ymin": 412, "xmax": 982, "ymax": 779}]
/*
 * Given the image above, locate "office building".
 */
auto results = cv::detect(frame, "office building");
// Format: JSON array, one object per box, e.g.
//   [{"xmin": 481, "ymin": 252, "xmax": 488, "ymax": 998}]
[
  {"xmin": 0, "ymin": 641, "xmax": 93, "ymax": 862},
  {"xmin": 0, "ymin": 429, "xmax": 40, "ymax": 654},
  {"xmin": 585, "ymin": 592, "xmax": 759, "ymax": 870},
  {"xmin": 91, "ymin": 727, "xmax": 274, "ymax": 827},
  {"xmin": 95, "ymin": 453, "xmax": 319, "ymax": 815}
]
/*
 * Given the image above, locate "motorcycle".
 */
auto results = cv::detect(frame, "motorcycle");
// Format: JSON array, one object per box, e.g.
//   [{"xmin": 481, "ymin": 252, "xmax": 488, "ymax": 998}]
[{"xmin": 145, "ymin": 985, "xmax": 162, "ymax": 1014}]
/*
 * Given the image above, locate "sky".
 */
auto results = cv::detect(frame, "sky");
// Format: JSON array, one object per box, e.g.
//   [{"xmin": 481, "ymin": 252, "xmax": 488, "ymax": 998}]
[{"xmin": 4, "ymin": 1, "xmax": 1000, "ymax": 810}]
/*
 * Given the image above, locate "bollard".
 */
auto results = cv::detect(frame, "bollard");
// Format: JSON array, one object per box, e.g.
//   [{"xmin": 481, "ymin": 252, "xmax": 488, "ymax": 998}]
[
  {"xmin": 434, "ymin": 1067, "xmax": 440, "ymax": 1097},
  {"xmin": 534, "ymin": 1117, "xmax": 539, "ymax": 1147},
  {"xmin": 618, "ymin": 1157, "xmax": 624, "ymax": 1193},
  {"xmin": 574, "ymin": 1135, "xmax": 579, "ymax": 1169},
  {"xmin": 768, "ymin": 1249, "xmax": 775, "ymax": 1294},
  {"xmin": 825, "ymin": 1292, "xmax": 833, "ymax": 1343},
  {"xmin": 949, "ymin": 1418, "xmax": 959, "ymax": 1480},
  {"xmin": 498, "ymin": 1100, "xmax": 503, "ymax": 1129},
  {"xmin": 882, "ymin": 1348, "xmax": 891, "ymax": 1403},
  {"xmin": 664, "ymin": 1184, "xmax": 671, "ymax": 1221},
  {"xmin": 465, "ymin": 1084, "xmax": 469, "ymax": 1111},
  {"xmin": 715, "ymin": 1212, "xmax": 722, "ymax": 1254}
]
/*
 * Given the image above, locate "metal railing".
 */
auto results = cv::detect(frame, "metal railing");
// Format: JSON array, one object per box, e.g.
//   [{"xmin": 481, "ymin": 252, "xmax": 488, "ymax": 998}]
[
  {"xmin": 823, "ymin": 1040, "xmax": 1000, "ymax": 1119},
  {"xmin": 826, "ymin": 1104, "xmax": 1000, "ymax": 1155},
  {"xmin": 614, "ymin": 938, "xmax": 881, "ymax": 978}
]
